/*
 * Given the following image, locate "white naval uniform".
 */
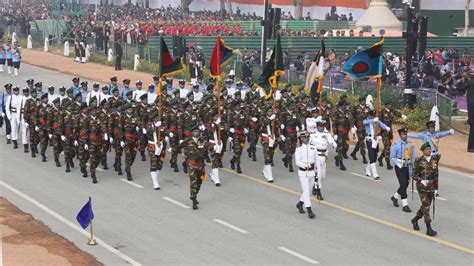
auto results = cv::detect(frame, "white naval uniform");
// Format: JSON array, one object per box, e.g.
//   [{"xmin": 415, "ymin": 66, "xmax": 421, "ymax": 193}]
[
  {"xmin": 179, "ymin": 87, "xmax": 189, "ymax": 99},
  {"xmin": 47, "ymin": 93, "xmax": 59, "ymax": 105},
  {"xmin": 306, "ymin": 116, "xmax": 322, "ymax": 133},
  {"xmin": 309, "ymin": 130, "xmax": 337, "ymax": 189},
  {"xmin": 193, "ymin": 91, "xmax": 203, "ymax": 102},
  {"xmin": 147, "ymin": 92, "xmax": 157, "ymax": 105},
  {"xmin": 86, "ymin": 90, "xmax": 100, "ymax": 106},
  {"xmin": 99, "ymin": 92, "xmax": 110, "ymax": 104},
  {"xmin": 132, "ymin": 89, "xmax": 146, "ymax": 102},
  {"xmin": 295, "ymin": 143, "xmax": 317, "ymax": 208},
  {"xmin": 20, "ymin": 95, "xmax": 30, "ymax": 144},
  {"xmin": 5, "ymin": 93, "xmax": 22, "ymax": 141}
]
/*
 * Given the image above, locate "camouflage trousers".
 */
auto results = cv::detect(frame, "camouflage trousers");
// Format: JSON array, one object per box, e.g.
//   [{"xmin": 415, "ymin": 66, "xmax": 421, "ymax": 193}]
[
  {"xmin": 78, "ymin": 141, "xmax": 89, "ymax": 171},
  {"xmin": 52, "ymin": 134, "xmax": 63, "ymax": 162},
  {"xmin": 284, "ymin": 133, "xmax": 297, "ymax": 162},
  {"xmin": 261, "ymin": 138, "xmax": 274, "ymax": 165},
  {"xmin": 101, "ymin": 142, "xmax": 110, "ymax": 166},
  {"xmin": 232, "ymin": 132, "xmax": 245, "ymax": 164},
  {"xmin": 28, "ymin": 124, "xmax": 38, "ymax": 150},
  {"xmin": 148, "ymin": 144, "xmax": 165, "ymax": 171},
  {"xmin": 352, "ymin": 127, "xmax": 366, "ymax": 156},
  {"xmin": 113, "ymin": 140, "xmax": 123, "ymax": 168},
  {"xmin": 38, "ymin": 128, "xmax": 48, "ymax": 155},
  {"xmin": 415, "ymin": 184, "xmax": 434, "ymax": 224},
  {"xmin": 168, "ymin": 134, "xmax": 179, "ymax": 165},
  {"xmin": 209, "ymin": 143, "xmax": 222, "ymax": 169},
  {"xmin": 188, "ymin": 161, "xmax": 204, "ymax": 200},
  {"xmin": 336, "ymin": 133, "xmax": 349, "ymax": 161},
  {"xmin": 89, "ymin": 143, "xmax": 104, "ymax": 174},
  {"xmin": 124, "ymin": 140, "xmax": 138, "ymax": 172},
  {"xmin": 247, "ymin": 126, "xmax": 260, "ymax": 154},
  {"xmin": 63, "ymin": 137, "xmax": 74, "ymax": 164},
  {"xmin": 138, "ymin": 132, "xmax": 147, "ymax": 154},
  {"xmin": 380, "ymin": 130, "xmax": 393, "ymax": 162}
]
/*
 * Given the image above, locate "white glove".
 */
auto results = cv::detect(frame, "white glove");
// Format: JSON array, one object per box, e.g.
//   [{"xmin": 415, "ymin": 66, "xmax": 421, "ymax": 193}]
[
  {"xmin": 228, "ymin": 137, "xmax": 233, "ymax": 143},
  {"xmin": 377, "ymin": 136, "xmax": 383, "ymax": 142},
  {"xmin": 421, "ymin": 180, "xmax": 429, "ymax": 187},
  {"xmin": 155, "ymin": 121, "xmax": 162, "ymax": 127},
  {"xmin": 334, "ymin": 135, "xmax": 338, "ymax": 141},
  {"xmin": 199, "ymin": 125, "xmax": 206, "ymax": 131},
  {"xmin": 434, "ymin": 190, "xmax": 438, "ymax": 196},
  {"xmin": 167, "ymin": 147, "xmax": 172, "ymax": 152},
  {"xmin": 269, "ymin": 114, "xmax": 276, "ymax": 120},
  {"xmin": 60, "ymin": 135, "xmax": 66, "ymax": 141},
  {"xmin": 351, "ymin": 126, "xmax": 357, "ymax": 134},
  {"xmin": 169, "ymin": 132, "xmax": 174, "ymax": 138},
  {"xmin": 25, "ymin": 123, "xmax": 29, "ymax": 128},
  {"xmin": 104, "ymin": 133, "xmax": 108, "ymax": 140},
  {"xmin": 155, "ymin": 142, "xmax": 163, "ymax": 155},
  {"xmin": 296, "ymin": 126, "xmax": 300, "ymax": 131},
  {"xmin": 84, "ymin": 144, "xmax": 89, "ymax": 150},
  {"xmin": 0, "ymin": 113, "xmax": 4, "ymax": 117},
  {"xmin": 110, "ymin": 137, "xmax": 114, "ymax": 143},
  {"xmin": 385, "ymin": 127, "xmax": 391, "ymax": 132},
  {"xmin": 281, "ymin": 135, "xmax": 286, "ymax": 141},
  {"xmin": 373, "ymin": 117, "xmax": 379, "ymax": 122},
  {"xmin": 268, "ymin": 137, "xmax": 275, "ymax": 148},
  {"xmin": 333, "ymin": 143, "xmax": 337, "ymax": 149},
  {"xmin": 35, "ymin": 126, "xmax": 39, "ymax": 132},
  {"xmin": 142, "ymin": 128, "xmax": 147, "ymax": 134},
  {"xmin": 449, "ymin": 129, "xmax": 454, "ymax": 135},
  {"xmin": 316, "ymin": 115, "xmax": 322, "ymax": 121},
  {"xmin": 215, "ymin": 117, "xmax": 221, "ymax": 125},
  {"xmin": 244, "ymin": 128, "xmax": 249, "ymax": 134},
  {"xmin": 214, "ymin": 143, "xmax": 223, "ymax": 154},
  {"xmin": 165, "ymin": 136, "xmax": 169, "ymax": 142},
  {"xmin": 120, "ymin": 141, "xmax": 125, "ymax": 147},
  {"xmin": 401, "ymin": 114, "xmax": 407, "ymax": 120},
  {"xmin": 251, "ymin": 117, "xmax": 258, "ymax": 122},
  {"xmin": 179, "ymin": 140, "xmax": 184, "ymax": 144},
  {"xmin": 136, "ymin": 126, "xmax": 140, "ymax": 132},
  {"xmin": 74, "ymin": 140, "xmax": 79, "ymax": 147},
  {"xmin": 280, "ymin": 124, "xmax": 285, "ymax": 129},
  {"xmin": 229, "ymin": 128, "xmax": 235, "ymax": 133},
  {"xmin": 48, "ymin": 134, "xmax": 53, "ymax": 139}
]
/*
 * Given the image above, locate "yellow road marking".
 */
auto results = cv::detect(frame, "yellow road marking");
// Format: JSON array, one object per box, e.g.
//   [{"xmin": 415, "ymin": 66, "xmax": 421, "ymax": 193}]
[{"xmin": 219, "ymin": 167, "xmax": 474, "ymax": 255}]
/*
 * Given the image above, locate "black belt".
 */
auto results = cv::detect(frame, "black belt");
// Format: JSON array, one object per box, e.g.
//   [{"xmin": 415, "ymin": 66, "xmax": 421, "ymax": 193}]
[{"xmin": 299, "ymin": 167, "xmax": 315, "ymax": 171}]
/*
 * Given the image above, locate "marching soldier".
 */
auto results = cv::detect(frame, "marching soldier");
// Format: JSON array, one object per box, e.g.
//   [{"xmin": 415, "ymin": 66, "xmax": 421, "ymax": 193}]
[
  {"xmin": 121, "ymin": 103, "xmax": 140, "ymax": 180},
  {"xmin": 87, "ymin": 105, "xmax": 105, "ymax": 184},
  {"xmin": 110, "ymin": 102, "xmax": 124, "ymax": 175},
  {"xmin": 76, "ymin": 103, "xmax": 90, "ymax": 177},
  {"xmin": 36, "ymin": 93, "xmax": 50, "ymax": 162},
  {"xmin": 108, "ymin": 88, "xmax": 123, "ymax": 107},
  {"xmin": 24, "ymin": 89, "xmax": 38, "ymax": 157},
  {"xmin": 20, "ymin": 88, "xmax": 30, "ymax": 152},
  {"xmin": 333, "ymin": 100, "xmax": 350, "ymax": 171},
  {"xmin": 48, "ymin": 97, "xmax": 62, "ymax": 167},
  {"xmin": 179, "ymin": 102, "xmax": 199, "ymax": 173},
  {"xmin": 98, "ymin": 99, "xmax": 111, "ymax": 170},
  {"xmin": 1, "ymin": 84, "xmax": 13, "ymax": 144},
  {"xmin": 207, "ymin": 110, "xmax": 223, "ymax": 186},
  {"xmin": 309, "ymin": 120, "xmax": 337, "ymax": 200},
  {"xmin": 390, "ymin": 128, "xmax": 415, "ymax": 212},
  {"xmin": 228, "ymin": 100, "xmax": 248, "ymax": 174},
  {"xmin": 260, "ymin": 105, "xmax": 276, "ymax": 182},
  {"xmin": 164, "ymin": 98, "xmax": 182, "ymax": 172},
  {"xmin": 295, "ymin": 131, "xmax": 317, "ymax": 219},
  {"xmin": 408, "ymin": 120, "xmax": 454, "ymax": 157},
  {"xmin": 351, "ymin": 95, "xmax": 368, "ymax": 163},
  {"xmin": 60, "ymin": 100, "xmax": 75, "ymax": 172},
  {"xmin": 70, "ymin": 77, "xmax": 81, "ymax": 97},
  {"xmin": 147, "ymin": 111, "xmax": 167, "ymax": 190},
  {"xmin": 136, "ymin": 94, "xmax": 149, "ymax": 161},
  {"xmin": 378, "ymin": 99, "xmax": 407, "ymax": 169},
  {"xmin": 246, "ymin": 95, "xmax": 261, "ymax": 161},
  {"xmin": 411, "ymin": 142, "xmax": 440, "ymax": 237},
  {"xmin": 320, "ymin": 93, "xmax": 332, "ymax": 131},
  {"xmin": 363, "ymin": 111, "xmax": 390, "ymax": 180},
  {"xmin": 281, "ymin": 99, "xmax": 300, "ymax": 172},
  {"xmin": 6, "ymin": 86, "xmax": 21, "ymax": 149}
]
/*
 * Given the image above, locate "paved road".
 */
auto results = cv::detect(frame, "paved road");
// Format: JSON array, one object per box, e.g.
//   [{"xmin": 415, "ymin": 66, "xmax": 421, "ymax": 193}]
[{"xmin": 1, "ymin": 65, "xmax": 474, "ymax": 265}]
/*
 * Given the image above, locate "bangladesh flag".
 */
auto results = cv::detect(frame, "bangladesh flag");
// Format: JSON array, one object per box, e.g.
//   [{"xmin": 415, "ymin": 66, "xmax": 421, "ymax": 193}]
[
  {"xmin": 159, "ymin": 37, "xmax": 186, "ymax": 77},
  {"xmin": 256, "ymin": 32, "xmax": 285, "ymax": 100}
]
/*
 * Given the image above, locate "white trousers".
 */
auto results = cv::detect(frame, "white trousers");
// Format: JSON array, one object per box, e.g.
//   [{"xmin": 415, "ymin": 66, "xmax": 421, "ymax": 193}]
[
  {"xmin": 21, "ymin": 119, "xmax": 29, "ymax": 144},
  {"xmin": 10, "ymin": 115, "xmax": 20, "ymax": 140},
  {"xmin": 299, "ymin": 175, "xmax": 315, "ymax": 208},
  {"xmin": 315, "ymin": 155, "xmax": 327, "ymax": 188}
]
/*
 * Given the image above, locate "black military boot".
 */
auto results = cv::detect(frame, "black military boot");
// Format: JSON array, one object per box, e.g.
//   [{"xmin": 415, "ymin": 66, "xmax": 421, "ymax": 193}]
[
  {"xmin": 378, "ymin": 156, "xmax": 384, "ymax": 167},
  {"xmin": 113, "ymin": 162, "xmax": 118, "ymax": 171},
  {"xmin": 335, "ymin": 157, "xmax": 340, "ymax": 167},
  {"xmin": 288, "ymin": 163, "xmax": 294, "ymax": 172},
  {"xmin": 192, "ymin": 199, "xmax": 199, "ymax": 210},
  {"xmin": 91, "ymin": 173, "xmax": 98, "ymax": 184},
  {"xmin": 141, "ymin": 151, "xmax": 146, "ymax": 161},
  {"xmin": 182, "ymin": 161, "xmax": 188, "ymax": 173},
  {"xmin": 41, "ymin": 154, "xmax": 47, "ymax": 162},
  {"xmin": 343, "ymin": 153, "xmax": 349, "ymax": 159},
  {"xmin": 350, "ymin": 152, "xmax": 358, "ymax": 160},
  {"xmin": 117, "ymin": 165, "xmax": 123, "ymax": 176},
  {"xmin": 173, "ymin": 163, "xmax": 179, "ymax": 172},
  {"xmin": 102, "ymin": 159, "xmax": 108, "ymax": 170},
  {"xmin": 296, "ymin": 201, "xmax": 305, "ymax": 214},
  {"xmin": 247, "ymin": 147, "xmax": 252, "ymax": 158},
  {"xmin": 82, "ymin": 168, "xmax": 88, "ymax": 178},
  {"xmin": 251, "ymin": 151, "xmax": 256, "ymax": 161},
  {"xmin": 402, "ymin": 205, "xmax": 412, "ymax": 212},
  {"xmin": 49, "ymin": 140, "xmax": 53, "ymax": 147},
  {"xmin": 386, "ymin": 160, "xmax": 393, "ymax": 170},
  {"xmin": 391, "ymin": 196, "xmax": 399, "ymax": 207},
  {"xmin": 31, "ymin": 147, "xmax": 36, "ymax": 157},
  {"xmin": 236, "ymin": 163, "xmax": 242, "ymax": 174},
  {"xmin": 24, "ymin": 144, "xmax": 29, "ymax": 153},
  {"xmin": 362, "ymin": 154, "xmax": 368, "ymax": 164},
  {"xmin": 339, "ymin": 160, "xmax": 346, "ymax": 171},
  {"xmin": 65, "ymin": 163, "xmax": 71, "ymax": 172},
  {"xmin": 218, "ymin": 159, "xmax": 224, "ymax": 168},
  {"xmin": 205, "ymin": 154, "xmax": 211, "ymax": 163},
  {"xmin": 13, "ymin": 140, "xmax": 18, "ymax": 149},
  {"xmin": 55, "ymin": 159, "xmax": 61, "ymax": 167},
  {"xmin": 282, "ymin": 157, "xmax": 288, "ymax": 168},
  {"xmin": 411, "ymin": 216, "xmax": 420, "ymax": 231},
  {"xmin": 126, "ymin": 170, "xmax": 133, "ymax": 181},
  {"xmin": 230, "ymin": 158, "xmax": 235, "ymax": 170},
  {"xmin": 307, "ymin": 207, "xmax": 316, "ymax": 219},
  {"xmin": 312, "ymin": 186, "xmax": 318, "ymax": 196},
  {"xmin": 69, "ymin": 159, "xmax": 74, "ymax": 168},
  {"xmin": 316, "ymin": 188, "xmax": 324, "ymax": 201},
  {"xmin": 426, "ymin": 223, "xmax": 437, "ymax": 237},
  {"xmin": 6, "ymin": 138, "xmax": 11, "ymax": 144}
]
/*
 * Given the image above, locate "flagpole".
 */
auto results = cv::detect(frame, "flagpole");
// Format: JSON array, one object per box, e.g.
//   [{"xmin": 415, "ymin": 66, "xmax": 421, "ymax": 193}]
[
  {"xmin": 87, "ymin": 219, "xmax": 97, "ymax": 245},
  {"xmin": 157, "ymin": 77, "xmax": 163, "ymax": 143},
  {"xmin": 318, "ymin": 31, "xmax": 325, "ymax": 110},
  {"xmin": 375, "ymin": 76, "xmax": 382, "ymax": 135},
  {"xmin": 216, "ymin": 36, "xmax": 222, "ymax": 144}
]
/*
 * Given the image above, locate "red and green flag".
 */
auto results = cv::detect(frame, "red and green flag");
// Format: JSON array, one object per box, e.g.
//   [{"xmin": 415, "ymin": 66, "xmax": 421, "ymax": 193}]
[
  {"xmin": 256, "ymin": 32, "xmax": 285, "ymax": 100},
  {"xmin": 159, "ymin": 37, "xmax": 186, "ymax": 78},
  {"xmin": 210, "ymin": 36, "xmax": 237, "ymax": 77}
]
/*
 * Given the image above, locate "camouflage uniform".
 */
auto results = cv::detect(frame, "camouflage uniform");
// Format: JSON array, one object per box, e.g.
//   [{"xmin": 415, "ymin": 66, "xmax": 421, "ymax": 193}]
[
  {"xmin": 351, "ymin": 102, "xmax": 368, "ymax": 162},
  {"xmin": 110, "ymin": 106, "xmax": 124, "ymax": 175},
  {"xmin": 87, "ymin": 109, "xmax": 105, "ymax": 183},
  {"xmin": 121, "ymin": 110, "xmax": 139, "ymax": 180},
  {"xmin": 411, "ymin": 153, "xmax": 440, "ymax": 235},
  {"xmin": 135, "ymin": 100, "xmax": 150, "ymax": 161},
  {"xmin": 281, "ymin": 104, "xmax": 300, "ymax": 172},
  {"xmin": 146, "ymin": 122, "xmax": 166, "ymax": 172},
  {"xmin": 333, "ymin": 103, "xmax": 351, "ymax": 170},
  {"xmin": 59, "ymin": 106, "xmax": 75, "ymax": 170},
  {"xmin": 227, "ymin": 102, "xmax": 248, "ymax": 173},
  {"xmin": 164, "ymin": 100, "xmax": 181, "ymax": 171},
  {"xmin": 98, "ymin": 105, "xmax": 112, "ymax": 169},
  {"xmin": 246, "ymin": 98, "xmax": 261, "ymax": 161},
  {"xmin": 36, "ymin": 102, "xmax": 50, "ymax": 161},
  {"xmin": 76, "ymin": 108, "xmax": 89, "ymax": 176},
  {"xmin": 24, "ymin": 96, "xmax": 38, "ymax": 157},
  {"xmin": 379, "ymin": 106, "xmax": 402, "ymax": 169},
  {"xmin": 48, "ymin": 104, "xmax": 62, "ymax": 166}
]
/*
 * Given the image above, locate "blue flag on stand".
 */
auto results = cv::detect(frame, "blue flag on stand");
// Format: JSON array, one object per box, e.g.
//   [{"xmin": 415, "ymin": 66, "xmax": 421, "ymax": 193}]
[
  {"xmin": 342, "ymin": 38, "xmax": 384, "ymax": 79},
  {"xmin": 76, "ymin": 197, "xmax": 94, "ymax": 229}
]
